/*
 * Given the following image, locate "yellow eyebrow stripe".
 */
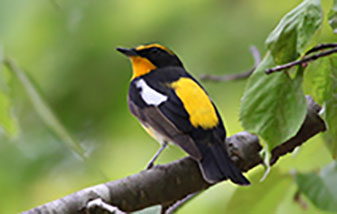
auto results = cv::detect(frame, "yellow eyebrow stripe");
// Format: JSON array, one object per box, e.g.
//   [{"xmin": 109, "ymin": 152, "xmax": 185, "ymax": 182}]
[
  {"xmin": 170, "ymin": 77, "xmax": 219, "ymax": 129},
  {"xmin": 136, "ymin": 44, "xmax": 174, "ymax": 55}
]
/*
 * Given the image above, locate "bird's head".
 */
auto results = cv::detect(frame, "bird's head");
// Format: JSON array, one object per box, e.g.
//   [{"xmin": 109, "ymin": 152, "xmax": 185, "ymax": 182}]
[{"xmin": 117, "ymin": 44, "xmax": 183, "ymax": 79}]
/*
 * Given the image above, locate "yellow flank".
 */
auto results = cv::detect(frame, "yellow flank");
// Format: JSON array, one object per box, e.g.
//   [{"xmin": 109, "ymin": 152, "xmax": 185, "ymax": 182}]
[
  {"xmin": 142, "ymin": 124, "xmax": 155, "ymax": 138},
  {"xmin": 136, "ymin": 44, "xmax": 174, "ymax": 55},
  {"xmin": 170, "ymin": 77, "xmax": 219, "ymax": 129},
  {"xmin": 130, "ymin": 56, "xmax": 157, "ymax": 80},
  {"xmin": 141, "ymin": 123, "xmax": 168, "ymax": 144}
]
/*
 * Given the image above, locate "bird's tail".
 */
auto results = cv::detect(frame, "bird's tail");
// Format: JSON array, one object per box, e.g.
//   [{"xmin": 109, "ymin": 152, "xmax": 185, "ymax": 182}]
[{"xmin": 197, "ymin": 142, "xmax": 250, "ymax": 185}]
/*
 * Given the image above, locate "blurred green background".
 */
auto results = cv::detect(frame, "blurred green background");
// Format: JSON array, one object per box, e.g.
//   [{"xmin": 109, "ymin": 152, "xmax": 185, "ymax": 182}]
[{"xmin": 0, "ymin": 0, "xmax": 335, "ymax": 213}]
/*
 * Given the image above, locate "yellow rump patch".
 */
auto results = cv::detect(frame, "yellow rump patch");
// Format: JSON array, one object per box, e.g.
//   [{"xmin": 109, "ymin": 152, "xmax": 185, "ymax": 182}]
[
  {"xmin": 136, "ymin": 44, "xmax": 174, "ymax": 55},
  {"xmin": 129, "ymin": 56, "xmax": 157, "ymax": 80},
  {"xmin": 170, "ymin": 77, "xmax": 219, "ymax": 129}
]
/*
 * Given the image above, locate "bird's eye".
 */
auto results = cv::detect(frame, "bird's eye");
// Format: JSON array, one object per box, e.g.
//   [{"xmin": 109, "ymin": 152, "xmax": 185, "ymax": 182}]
[{"xmin": 150, "ymin": 48, "xmax": 161, "ymax": 55}]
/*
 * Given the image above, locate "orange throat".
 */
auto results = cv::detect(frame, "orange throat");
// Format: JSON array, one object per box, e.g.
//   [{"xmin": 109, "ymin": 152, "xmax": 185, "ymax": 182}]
[{"xmin": 130, "ymin": 56, "xmax": 157, "ymax": 80}]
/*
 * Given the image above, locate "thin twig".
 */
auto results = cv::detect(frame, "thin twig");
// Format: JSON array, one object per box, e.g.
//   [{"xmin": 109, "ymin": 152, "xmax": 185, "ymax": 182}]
[
  {"xmin": 200, "ymin": 46, "xmax": 261, "ymax": 82},
  {"xmin": 266, "ymin": 46, "xmax": 337, "ymax": 74},
  {"xmin": 305, "ymin": 43, "xmax": 337, "ymax": 55},
  {"xmin": 165, "ymin": 192, "xmax": 200, "ymax": 214},
  {"xmin": 85, "ymin": 198, "xmax": 126, "ymax": 214},
  {"xmin": 200, "ymin": 69, "xmax": 254, "ymax": 82},
  {"xmin": 250, "ymin": 45, "xmax": 262, "ymax": 64}
]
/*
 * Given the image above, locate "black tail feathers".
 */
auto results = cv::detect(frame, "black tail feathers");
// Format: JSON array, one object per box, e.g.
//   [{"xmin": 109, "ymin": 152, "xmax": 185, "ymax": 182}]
[{"xmin": 198, "ymin": 143, "xmax": 250, "ymax": 185}]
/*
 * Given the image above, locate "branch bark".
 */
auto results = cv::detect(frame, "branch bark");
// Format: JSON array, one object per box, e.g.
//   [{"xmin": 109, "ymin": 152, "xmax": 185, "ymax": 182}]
[{"xmin": 22, "ymin": 96, "xmax": 326, "ymax": 214}]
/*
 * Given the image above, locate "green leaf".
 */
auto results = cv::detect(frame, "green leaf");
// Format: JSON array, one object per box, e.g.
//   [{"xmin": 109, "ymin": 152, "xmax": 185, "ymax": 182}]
[
  {"xmin": 266, "ymin": 0, "xmax": 323, "ymax": 64},
  {"xmin": 303, "ymin": 54, "xmax": 337, "ymax": 159},
  {"xmin": 4, "ymin": 57, "xmax": 86, "ymax": 159},
  {"xmin": 0, "ymin": 49, "xmax": 19, "ymax": 137},
  {"xmin": 240, "ymin": 52, "xmax": 307, "ymax": 153},
  {"xmin": 328, "ymin": 0, "xmax": 337, "ymax": 33},
  {"xmin": 0, "ymin": 53, "xmax": 11, "ymax": 90},
  {"xmin": 0, "ymin": 91, "xmax": 19, "ymax": 137},
  {"xmin": 295, "ymin": 161, "xmax": 337, "ymax": 212},
  {"xmin": 226, "ymin": 168, "xmax": 292, "ymax": 214},
  {"xmin": 321, "ymin": 57, "xmax": 337, "ymax": 159},
  {"xmin": 303, "ymin": 57, "xmax": 332, "ymax": 105},
  {"xmin": 241, "ymin": 0, "xmax": 322, "ymax": 161}
]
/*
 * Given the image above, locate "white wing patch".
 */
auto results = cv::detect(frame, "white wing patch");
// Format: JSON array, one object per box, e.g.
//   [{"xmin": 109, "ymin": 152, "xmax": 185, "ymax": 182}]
[{"xmin": 136, "ymin": 79, "xmax": 168, "ymax": 106}]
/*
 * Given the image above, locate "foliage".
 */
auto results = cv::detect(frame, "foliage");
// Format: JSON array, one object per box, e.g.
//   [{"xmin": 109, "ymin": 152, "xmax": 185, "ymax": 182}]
[
  {"xmin": 328, "ymin": 0, "xmax": 337, "ymax": 33},
  {"xmin": 303, "ymin": 55, "xmax": 337, "ymax": 159},
  {"xmin": 295, "ymin": 161, "xmax": 337, "ymax": 212},
  {"xmin": 239, "ymin": 0, "xmax": 337, "ymax": 211},
  {"xmin": 4, "ymin": 57, "xmax": 86, "ymax": 158},
  {"xmin": 0, "ymin": 89, "xmax": 18, "ymax": 136},
  {"xmin": 265, "ymin": 0, "xmax": 322, "ymax": 64},
  {"xmin": 225, "ymin": 169, "xmax": 292, "ymax": 214},
  {"xmin": 0, "ymin": 0, "xmax": 337, "ymax": 213},
  {"xmin": 240, "ymin": 53, "xmax": 306, "ymax": 159},
  {"xmin": 240, "ymin": 0, "xmax": 321, "ymax": 161},
  {"xmin": 321, "ymin": 57, "xmax": 337, "ymax": 159},
  {"xmin": 0, "ymin": 50, "xmax": 19, "ymax": 137}
]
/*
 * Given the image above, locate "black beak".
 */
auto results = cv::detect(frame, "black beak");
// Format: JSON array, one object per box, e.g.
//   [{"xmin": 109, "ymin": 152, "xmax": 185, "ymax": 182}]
[{"xmin": 116, "ymin": 47, "xmax": 138, "ymax": 57}]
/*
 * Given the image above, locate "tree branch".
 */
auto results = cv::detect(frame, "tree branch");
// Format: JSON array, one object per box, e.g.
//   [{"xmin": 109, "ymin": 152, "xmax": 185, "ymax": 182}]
[
  {"xmin": 200, "ymin": 46, "xmax": 261, "ymax": 82},
  {"xmin": 22, "ymin": 96, "xmax": 326, "ymax": 214}
]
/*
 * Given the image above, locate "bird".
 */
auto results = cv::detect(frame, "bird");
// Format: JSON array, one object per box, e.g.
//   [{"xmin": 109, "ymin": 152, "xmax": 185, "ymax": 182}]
[{"xmin": 117, "ymin": 43, "xmax": 249, "ymax": 185}]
